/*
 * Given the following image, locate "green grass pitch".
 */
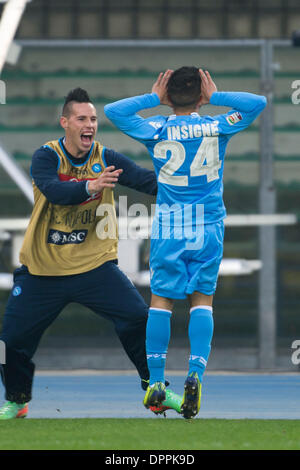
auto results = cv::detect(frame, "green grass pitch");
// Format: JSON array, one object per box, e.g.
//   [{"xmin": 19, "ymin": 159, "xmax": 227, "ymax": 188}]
[{"xmin": 0, "ymin": 418, "xmax": 299, "ymax": 450}]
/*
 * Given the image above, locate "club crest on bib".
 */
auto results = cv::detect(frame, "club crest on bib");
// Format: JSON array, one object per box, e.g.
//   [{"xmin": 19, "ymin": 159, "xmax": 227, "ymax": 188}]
[
  {"xmin": 92, "ymin": 163, "xmax": 102, "ymax": 173},
  {"xmin": 12, "ymin": 286, "xmax": 22, "ymax": 296}
]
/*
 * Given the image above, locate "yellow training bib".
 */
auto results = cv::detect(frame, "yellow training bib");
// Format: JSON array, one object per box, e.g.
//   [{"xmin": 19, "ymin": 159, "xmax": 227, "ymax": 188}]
[{"xmin": 20, "ymin": 139, "xmax": 118, "ymax": 276}]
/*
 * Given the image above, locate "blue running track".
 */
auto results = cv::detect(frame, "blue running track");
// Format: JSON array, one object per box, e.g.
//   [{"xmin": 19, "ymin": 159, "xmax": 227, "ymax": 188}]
[{"xmin": 20, "ymin": 372, "xmax": 300, "ymax": 420}]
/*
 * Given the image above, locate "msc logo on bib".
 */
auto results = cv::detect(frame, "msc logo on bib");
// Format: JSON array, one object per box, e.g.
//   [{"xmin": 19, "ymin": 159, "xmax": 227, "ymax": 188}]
[{"xmin": 48, "ymin": 229, "xmax": 88, "ymax": 245}]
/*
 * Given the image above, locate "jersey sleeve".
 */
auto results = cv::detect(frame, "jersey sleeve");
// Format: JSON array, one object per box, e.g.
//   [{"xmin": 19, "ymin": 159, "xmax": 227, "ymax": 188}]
[
  {"xmin": 104, "ymin": 93, "xmax": 164, "ymax": 143},
  {"xmin": 209, "ymin": 91, "xmax": 267, "ymax": 137},
  {"xmin": 31, "ymin": 146, "xmax": 90, "ymax": 205},
  {"xmin": 104, "ymin": 148, "xmax": 157, "ymax": 195}
]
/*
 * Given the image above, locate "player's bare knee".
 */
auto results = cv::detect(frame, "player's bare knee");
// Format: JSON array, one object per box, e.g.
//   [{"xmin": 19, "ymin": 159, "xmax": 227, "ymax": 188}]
[
  {"xmin": 189, "ymin": 292, "xmax": 213, "ymax": 308},
  {"xmin": 150, "ymin": 294, "xmax": 174, "ymax": 311}
]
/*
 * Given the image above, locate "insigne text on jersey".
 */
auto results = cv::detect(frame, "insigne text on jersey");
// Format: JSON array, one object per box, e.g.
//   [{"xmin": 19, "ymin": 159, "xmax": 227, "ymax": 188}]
[{"xmin": 166, "ymin": 122, "xmax": 219, "ymax": 140}]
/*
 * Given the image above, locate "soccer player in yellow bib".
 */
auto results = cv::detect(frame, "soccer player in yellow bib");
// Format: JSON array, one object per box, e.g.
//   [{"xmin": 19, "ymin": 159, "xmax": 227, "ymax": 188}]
[{"xmin": 0, "ymin": 88, "xmax": 181, "ymax": 419}]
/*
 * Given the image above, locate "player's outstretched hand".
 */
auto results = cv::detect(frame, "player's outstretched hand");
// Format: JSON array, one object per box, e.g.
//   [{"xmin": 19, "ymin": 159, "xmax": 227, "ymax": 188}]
[
  {"xmin": 199, "ymin": 69, "xmax": 217, "ymax": 105},
  {"xmin": 87, "ymin": 166, "xmax": 123, "ymax": 194},
  {"xmin": 152, "ymin": 69, "xmax": 173, "ymax": 106}
]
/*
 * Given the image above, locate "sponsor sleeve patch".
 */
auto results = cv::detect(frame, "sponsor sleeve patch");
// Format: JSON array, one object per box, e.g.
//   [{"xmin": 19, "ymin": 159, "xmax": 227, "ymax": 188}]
[{"xmin": 226, "ymin": 112, "xmax": 243, "ymax": 125}]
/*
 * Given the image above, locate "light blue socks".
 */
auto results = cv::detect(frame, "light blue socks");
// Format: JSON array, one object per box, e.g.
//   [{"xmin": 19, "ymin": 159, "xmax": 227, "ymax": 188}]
[
  {"xmin": 188, "ymin": 306, "xmax": 214, "ymax": 382},
  {"xmin": 146, "ymin": 305, "xmax": 213, "ymax": 385},
  {"xmin": 146, "ymin": 308, "xmax": 172, "ymax": 385}
]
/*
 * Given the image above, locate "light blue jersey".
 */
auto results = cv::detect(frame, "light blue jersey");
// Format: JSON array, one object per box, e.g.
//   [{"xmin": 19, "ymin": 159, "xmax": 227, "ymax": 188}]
[
  {"xmin": 105, "ymin": 91, "xmax": 266, "ymax": 297},
  {"xmin": 104, "ymin": 91, "xmax": 267, "ymax": 226}
]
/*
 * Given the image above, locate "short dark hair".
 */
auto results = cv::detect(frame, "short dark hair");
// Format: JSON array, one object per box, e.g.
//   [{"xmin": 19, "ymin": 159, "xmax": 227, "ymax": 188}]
[
  {"xmin": 62, "ymin": 87, "xmax": 92, "ymax": 117},
  {"xmin": 167, "ymin": 67, "xmax": 201, "ymax": 108}
]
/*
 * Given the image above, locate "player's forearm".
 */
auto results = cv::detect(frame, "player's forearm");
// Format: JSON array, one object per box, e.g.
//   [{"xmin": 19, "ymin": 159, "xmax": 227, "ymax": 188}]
[
  {"xmin": 105, "ymin": 94, "xmax": 161, "ymax": 140},
  {"xmin": 210, "ymin": 91, "xmax": 267, "ymax": 113},
  {"xmin": 105, "ymin": 148, "xmax": 157, "ymax": 196},
  {"xmin": 34, "ymin": 176, "xmax": 89, "ymax": 205},
  {"xmin": 119, "ymin": 166, "xmax": 157, "ymax": 195},
  {"xmin": 31, "ymin": 148, "xmax": 90, "ymax": 205},
  {"xmin": 104, "ymin": 93, "xmax": 160, "ymax": 120}
]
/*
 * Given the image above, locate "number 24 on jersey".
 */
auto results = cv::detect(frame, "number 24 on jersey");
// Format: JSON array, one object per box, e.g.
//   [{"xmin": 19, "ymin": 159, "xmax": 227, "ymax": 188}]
[{"xmin": 154, "ymin": 137, "xmax": 221, "ymax": 186}]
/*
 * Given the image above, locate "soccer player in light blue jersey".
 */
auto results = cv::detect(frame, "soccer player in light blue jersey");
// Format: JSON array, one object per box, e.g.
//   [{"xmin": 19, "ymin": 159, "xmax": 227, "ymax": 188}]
[{"xmin": 104, "ymin": 67, "xmax": 266, "ymax": 418}]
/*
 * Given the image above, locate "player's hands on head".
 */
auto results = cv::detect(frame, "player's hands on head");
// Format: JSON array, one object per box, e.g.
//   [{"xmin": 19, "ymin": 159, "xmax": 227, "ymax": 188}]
[
  {"xmin": 199, "ymin": 69, "xmax": 217, "ymax": 105},
  {"xmin": 152, "ymin": 69, "xmax": 173, "ymax": 106},
  {"xmin": 87, "ymin": 166, "xmax": 123, "ymax": 194}
]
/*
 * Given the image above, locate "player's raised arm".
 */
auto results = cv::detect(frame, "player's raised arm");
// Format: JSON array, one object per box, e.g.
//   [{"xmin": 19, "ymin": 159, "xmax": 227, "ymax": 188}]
[
  {"xmin": 205, "ymin": 68, "xmax": 267, "ymax": 135},
  {"xmin": 104, "ymin": 71, "xmax": 173, "ymax": 142}
]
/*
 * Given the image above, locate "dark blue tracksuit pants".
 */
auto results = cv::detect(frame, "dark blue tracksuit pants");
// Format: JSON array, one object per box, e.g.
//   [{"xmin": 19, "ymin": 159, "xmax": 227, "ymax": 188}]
[{"xmin": 0, "ymin": 261, "xmax": 149, "ymax": 403}]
